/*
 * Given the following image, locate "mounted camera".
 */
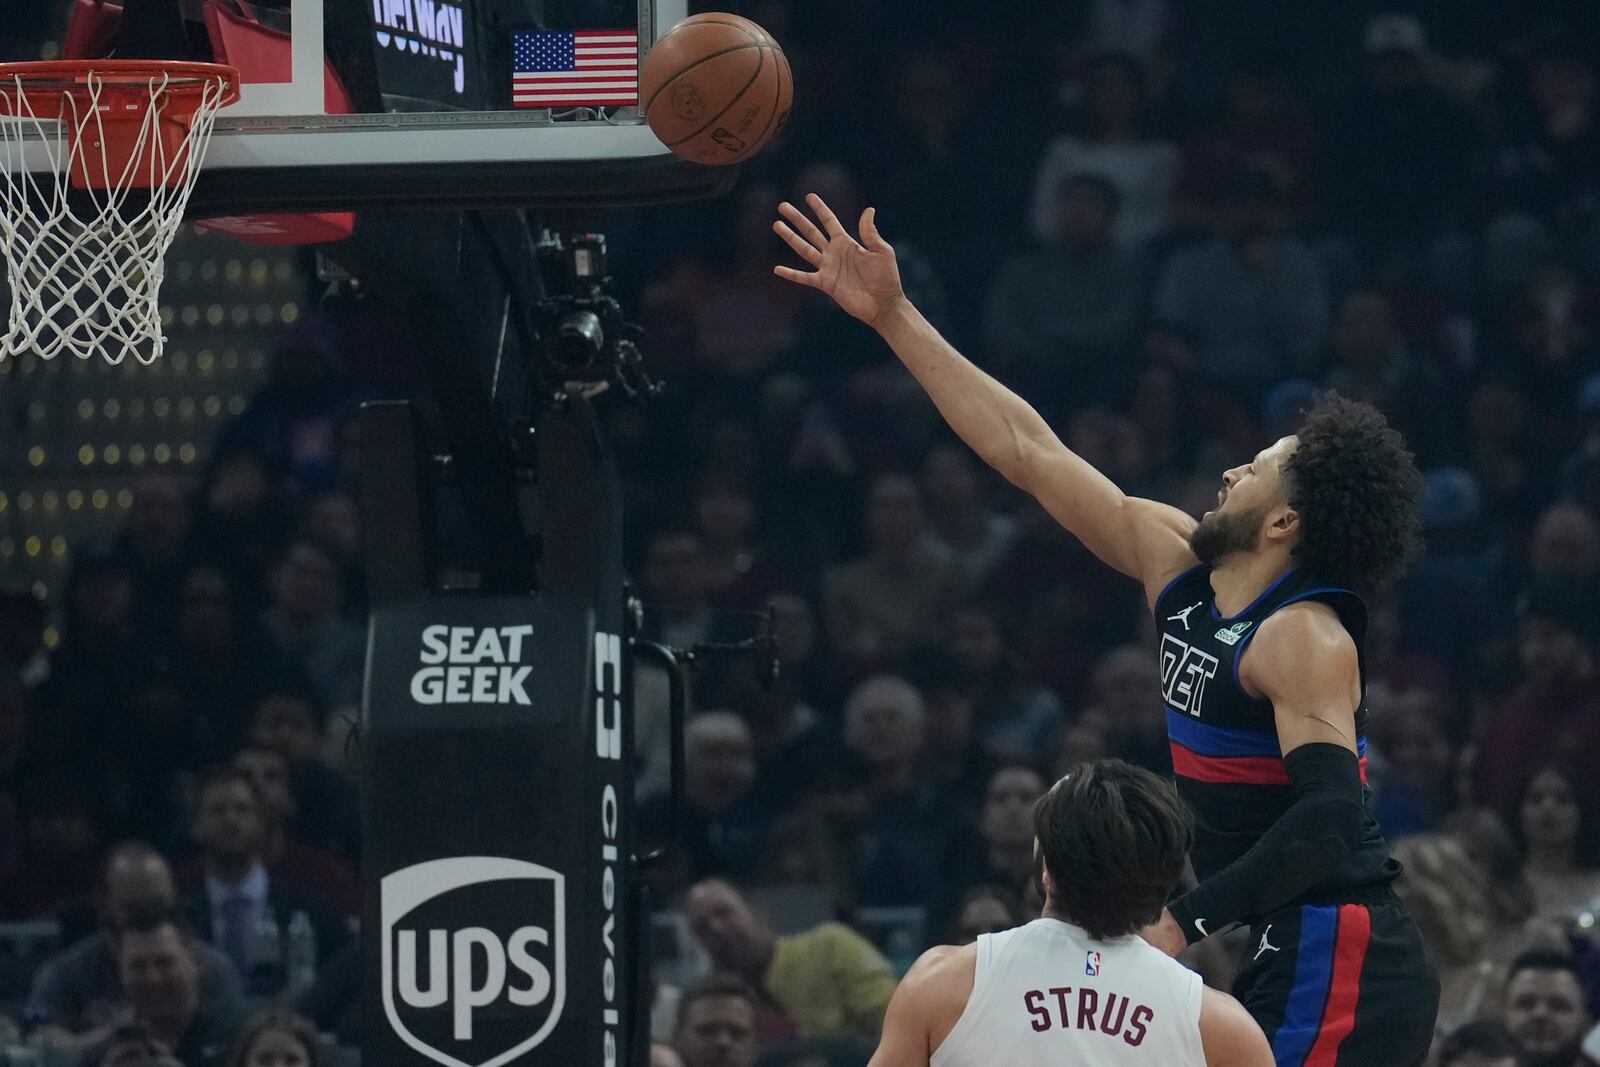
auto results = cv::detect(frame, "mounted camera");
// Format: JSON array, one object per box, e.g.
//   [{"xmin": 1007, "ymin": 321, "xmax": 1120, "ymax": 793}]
[{"xmin": 535, "ymin": 231, "xmax": 660, "ymax": 402}]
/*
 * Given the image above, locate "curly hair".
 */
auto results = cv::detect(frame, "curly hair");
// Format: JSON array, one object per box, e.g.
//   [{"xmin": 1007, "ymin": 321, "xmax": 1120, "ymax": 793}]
[{"xmin": 1282, "ymin": 393, "xmax": 1423, "ymax": 594}]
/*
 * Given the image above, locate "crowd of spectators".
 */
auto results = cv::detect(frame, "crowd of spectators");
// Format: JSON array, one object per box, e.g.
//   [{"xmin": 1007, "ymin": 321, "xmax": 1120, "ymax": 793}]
[{"xmin": 7, "ymin": 1, "xmax": 1600, "ymax": 1065}]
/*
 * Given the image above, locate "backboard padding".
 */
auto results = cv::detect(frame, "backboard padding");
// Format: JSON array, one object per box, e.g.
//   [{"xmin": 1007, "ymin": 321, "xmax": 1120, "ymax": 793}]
[{"xmin": 18, "ymin": 0, "xmax": 731, "ymax": 212}]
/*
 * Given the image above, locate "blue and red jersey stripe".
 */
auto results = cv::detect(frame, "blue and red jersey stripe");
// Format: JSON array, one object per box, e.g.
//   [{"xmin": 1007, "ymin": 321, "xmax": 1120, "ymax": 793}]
[
  {"xmin": 1167, "ymin": 709, "xmax": 1368, "ymax": 786},
  {"xmin": 1270, "ymin": 904, "xmax": 1373, "ymax": 1067}
]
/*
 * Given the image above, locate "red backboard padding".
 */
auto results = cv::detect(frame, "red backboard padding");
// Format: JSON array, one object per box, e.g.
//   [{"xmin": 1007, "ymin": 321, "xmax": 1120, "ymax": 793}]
[
  {"xmin": 202, "ymin": 1, "xmax": 353, "ymax": 114},
  {"xmin": 63, "ymin": 0, "xmax": 125, "ymax": 60},
  {"xmin": 197, "ymin": 1, "xmax": 355, "ymax": 245}
]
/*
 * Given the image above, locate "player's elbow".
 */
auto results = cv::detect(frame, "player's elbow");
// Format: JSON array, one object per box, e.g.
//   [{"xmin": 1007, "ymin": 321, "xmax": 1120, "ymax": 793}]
[{"xmin": 998, "ymin": 423, "xmax": 1050, "ymax": 490}]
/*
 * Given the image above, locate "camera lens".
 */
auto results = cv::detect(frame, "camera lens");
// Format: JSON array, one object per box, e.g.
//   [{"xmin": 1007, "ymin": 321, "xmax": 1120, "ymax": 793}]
[{"xmin": 551, "ymin": 310, "xmax": 604, "ymax": 371}]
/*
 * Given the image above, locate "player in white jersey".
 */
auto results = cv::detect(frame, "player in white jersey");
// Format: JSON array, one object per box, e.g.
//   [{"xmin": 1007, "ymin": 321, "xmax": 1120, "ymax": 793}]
[{"xmin": 868, "ymin": 760, "xmax": 1272, "ymax": 1067}]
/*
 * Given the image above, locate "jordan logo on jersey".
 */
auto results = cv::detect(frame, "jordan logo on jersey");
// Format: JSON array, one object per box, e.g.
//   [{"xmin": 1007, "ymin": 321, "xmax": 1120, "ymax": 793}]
[
  {"xmin": 1166, "ymin": 601, "xmax": 1202, "ymax": 630},
  {"xmin": 1160, "ymin": 633, "xmax": 1218, "ymax": 718}
]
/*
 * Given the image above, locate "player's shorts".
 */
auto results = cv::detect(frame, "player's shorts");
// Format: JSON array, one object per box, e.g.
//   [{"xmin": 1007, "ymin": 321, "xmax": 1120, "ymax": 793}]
[{"xmin": 1233, "ymin": 892, "xmax": 1439, "ymax": 1067}]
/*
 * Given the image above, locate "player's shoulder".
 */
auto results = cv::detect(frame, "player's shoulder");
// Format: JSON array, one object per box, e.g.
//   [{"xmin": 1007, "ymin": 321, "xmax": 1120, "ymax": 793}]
[
  {"xmin": 1198, "ymin": 987, "xmax": 1274, "ymax": 1065},
  {"xmin": 1251, "ymin": 597, "xmax": 1355, "ymax": 658},
  {"xmin": 898, "ymin": 942, "xmax": 977, "ymax": 1012},
  {"xmin": 904, "ymin": 942, "xmax": 976, "ymax": 986},
  {"xmin": 1243, "ymin": 600, "xmax": 1358, "ymax": 699}
]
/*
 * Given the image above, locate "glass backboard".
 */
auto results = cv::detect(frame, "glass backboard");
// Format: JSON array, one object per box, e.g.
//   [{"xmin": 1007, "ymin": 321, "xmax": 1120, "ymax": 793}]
[{"xmin": 6, "ymin": 0, "xmax": 730, "ymax": 214}]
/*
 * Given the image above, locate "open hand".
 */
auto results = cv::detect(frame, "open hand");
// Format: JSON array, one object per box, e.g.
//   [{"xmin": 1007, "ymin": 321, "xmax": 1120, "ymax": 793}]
[{"xmin": 772, "ymin": 193, "xmax": 904, "ymax": 327}]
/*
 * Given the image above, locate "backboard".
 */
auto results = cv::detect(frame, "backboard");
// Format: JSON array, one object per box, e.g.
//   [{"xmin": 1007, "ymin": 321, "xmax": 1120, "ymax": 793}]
[{"xmin": 8, "ymin": 0, "xmax": 731, "ymax": 215}]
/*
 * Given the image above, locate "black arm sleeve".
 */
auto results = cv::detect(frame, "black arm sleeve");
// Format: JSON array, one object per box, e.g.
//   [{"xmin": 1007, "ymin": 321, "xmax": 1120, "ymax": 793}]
[{"xmin": 1167, "ymin": 743, "xmax": 1365, "ymax": 944}]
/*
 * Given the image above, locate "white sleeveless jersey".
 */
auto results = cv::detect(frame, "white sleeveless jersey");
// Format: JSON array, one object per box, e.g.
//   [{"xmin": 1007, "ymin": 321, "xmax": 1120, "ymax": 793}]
[{"xmin": 931, "ymin": 918, "xmax": 1207, "ymax": 1067}]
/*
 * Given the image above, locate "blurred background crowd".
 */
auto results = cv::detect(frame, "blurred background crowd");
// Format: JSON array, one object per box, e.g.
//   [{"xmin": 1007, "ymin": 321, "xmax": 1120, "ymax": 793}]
[{"xmin": 5, "ymin": 1, "xmax": 1600, "ymax": 1066}]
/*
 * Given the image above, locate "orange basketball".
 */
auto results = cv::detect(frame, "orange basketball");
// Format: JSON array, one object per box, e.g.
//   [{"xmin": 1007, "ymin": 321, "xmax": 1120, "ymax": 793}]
[{"xmin": 641, "ymin": 13, "xmax": 793, "ymax": 166}]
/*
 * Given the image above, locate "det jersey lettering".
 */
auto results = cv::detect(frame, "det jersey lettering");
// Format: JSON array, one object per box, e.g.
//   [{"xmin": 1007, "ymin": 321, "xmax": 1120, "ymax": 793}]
[
  {"xmin": 1023, "ymin": 988, "xmax": 1153, "ymax": 1047},
  {"xmin": 411, "ymin": 625, "xmax": 535, "ymax": 706},
  {"xmin": 1159, "ymin": 633, "xmax": 1218, "ymax": 718}
]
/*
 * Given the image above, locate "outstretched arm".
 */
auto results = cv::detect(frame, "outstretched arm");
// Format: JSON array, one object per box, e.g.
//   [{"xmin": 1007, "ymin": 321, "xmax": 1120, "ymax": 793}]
[{"xmin": 774, "ymin": 195, "xmax": 1198, "ymax": 606}]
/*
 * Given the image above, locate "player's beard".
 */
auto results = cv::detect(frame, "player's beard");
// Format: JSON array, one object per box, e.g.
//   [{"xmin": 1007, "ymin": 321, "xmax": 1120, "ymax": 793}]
[{"xmin": 1189, "ymin": 503, "xmax": 1269, "ymax": 564}]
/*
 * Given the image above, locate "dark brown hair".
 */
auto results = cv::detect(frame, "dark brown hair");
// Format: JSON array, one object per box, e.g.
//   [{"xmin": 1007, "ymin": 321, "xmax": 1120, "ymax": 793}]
[{"xmin": 1034, "ymin": 759, "xmax": 1193, "ymax": 939}]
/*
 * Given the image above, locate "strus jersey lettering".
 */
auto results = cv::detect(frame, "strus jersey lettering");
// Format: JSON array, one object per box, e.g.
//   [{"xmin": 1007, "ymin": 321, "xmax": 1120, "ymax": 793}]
[{"xmin": 930, "ymin": 918, "xmax": 1205, "ymax": 1066}]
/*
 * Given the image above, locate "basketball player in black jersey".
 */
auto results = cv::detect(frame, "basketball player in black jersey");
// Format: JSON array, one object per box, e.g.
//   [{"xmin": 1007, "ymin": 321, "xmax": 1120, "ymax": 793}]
[{"xmin": 772, "ymin": 194, "xmax": 1440, "ymax": 1067}]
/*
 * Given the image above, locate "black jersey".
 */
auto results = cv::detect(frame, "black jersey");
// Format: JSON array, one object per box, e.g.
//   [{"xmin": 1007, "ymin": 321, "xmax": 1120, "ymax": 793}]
[{"xmin": 1154, "ymin": 564, "xmax": 1398, "ymax": 908}]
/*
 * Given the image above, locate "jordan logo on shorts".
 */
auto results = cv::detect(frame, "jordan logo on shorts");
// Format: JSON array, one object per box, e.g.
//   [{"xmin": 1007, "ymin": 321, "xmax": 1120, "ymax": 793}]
[{"xmin": 1254, "ymin": 925, "xmax": 1281, "ymax": 961}]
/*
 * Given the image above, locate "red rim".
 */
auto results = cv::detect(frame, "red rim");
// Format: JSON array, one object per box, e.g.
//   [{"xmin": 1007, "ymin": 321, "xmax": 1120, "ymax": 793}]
[
  {"xmin": 0, "ymin": 60, "xmax": 240, "ymax": 108},
  {"xmin": 0, "ymin": 61, "xmax": 241, "ymax": 190}
]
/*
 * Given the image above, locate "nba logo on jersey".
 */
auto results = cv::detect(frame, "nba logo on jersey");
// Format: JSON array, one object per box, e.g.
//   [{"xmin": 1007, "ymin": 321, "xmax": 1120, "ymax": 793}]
[{"xmin": 1085, "ymin": 950, "xmax": 1102, "ymax": 976}]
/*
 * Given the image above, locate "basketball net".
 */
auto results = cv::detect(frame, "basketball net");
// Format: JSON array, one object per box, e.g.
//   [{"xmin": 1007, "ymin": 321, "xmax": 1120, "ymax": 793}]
[{"xmin": 0, "ymin": 65, "xmax": 235, "ymax": 365}]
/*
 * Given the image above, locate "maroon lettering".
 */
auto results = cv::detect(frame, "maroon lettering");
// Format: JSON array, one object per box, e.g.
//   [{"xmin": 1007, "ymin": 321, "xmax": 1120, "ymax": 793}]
[
  {"xmin": 1124, "ymin": 1004, "xmax": 1154, "ymax": 1047},
  {"xmin": 1024, "ymin": 990, "xmax": 1050, "ymax": 1032},
  {"xmin": 1077, "ymin": 987, "xmax": 1100, "ymax": 1031},
  {"xmin": 1099, "ymin": 992, "xmax": 1129, "ymax": 1037},
  {"xmin": 1048, "ymin": 987, "xmax": 1073, "ymax": 1027}
]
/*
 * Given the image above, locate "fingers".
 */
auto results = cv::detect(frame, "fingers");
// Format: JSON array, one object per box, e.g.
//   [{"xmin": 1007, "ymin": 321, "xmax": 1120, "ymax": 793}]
[
  {"xmin": 773, "ymin": 264, "xmax": 821, "ymax": 287},
  {"xmin": 778, "ymin": 200, "xmax": 828, "ymax": 250},
  {"xmin": 772, "ymin": 220, "xmax": 822, "ymax": 265},
  {"xmin": 859, "ymin": 206, "xmax": 889, "ymax": 251},
  {"xmin": 807, "ymin": 192, "xmax": 846, "ymax": 238}
]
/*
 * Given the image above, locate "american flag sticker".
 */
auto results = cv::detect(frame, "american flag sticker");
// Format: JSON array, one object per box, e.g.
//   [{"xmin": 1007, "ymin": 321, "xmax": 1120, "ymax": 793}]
[
  {"xmin": 1086, "ymin": 950, "xmax": 1102, "ymax": 976},
  {"xmin": 512, "ymin": 30, "xmax": 638, "ymax": 108}
]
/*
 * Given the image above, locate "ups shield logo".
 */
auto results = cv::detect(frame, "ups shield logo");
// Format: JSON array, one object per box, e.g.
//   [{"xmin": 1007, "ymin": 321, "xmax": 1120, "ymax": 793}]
[{"xmin": 382, "ymin": 857, "xmax": 566, "ymax": 1067}]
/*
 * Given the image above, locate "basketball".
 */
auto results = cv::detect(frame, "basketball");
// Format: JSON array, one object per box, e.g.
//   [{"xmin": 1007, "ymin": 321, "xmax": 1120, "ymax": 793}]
[{"xmin": 640, "ymin": 13, "xmax": 792, "ymax": 166}]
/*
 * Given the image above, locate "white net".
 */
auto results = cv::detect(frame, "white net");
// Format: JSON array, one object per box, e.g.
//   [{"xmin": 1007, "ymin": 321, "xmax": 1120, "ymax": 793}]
[{"xmin": 0, "ymin": 68, "xmax": 232, "ymax": 365}]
